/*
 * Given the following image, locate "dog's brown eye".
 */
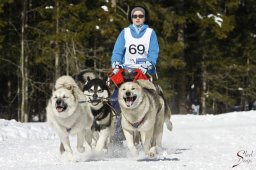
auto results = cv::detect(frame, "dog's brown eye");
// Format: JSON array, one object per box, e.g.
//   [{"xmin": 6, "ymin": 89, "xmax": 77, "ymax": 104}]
[
  {"xmin": 122, "ymin": 88, "xmax": 126, "ymax": 91},
  {"xmin": 89, "ymin": 89, "xmax": 94, "ymax": 93},
  {"xmin": 131, "ymin": 87, "xmax": 135, "ymax": 90},
  {"xmin": 98, "ymin": 89, "xmax": 103, "ymax": 93}
]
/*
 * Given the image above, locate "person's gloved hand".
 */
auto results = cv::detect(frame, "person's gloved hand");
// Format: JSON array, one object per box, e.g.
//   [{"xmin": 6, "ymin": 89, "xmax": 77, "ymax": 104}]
[
  {"xmin": 112, "ymin": 61, "xmax": 123, "ymax": 74},
  {"xmin": 139, "ymin": 61, "xmax": 153, "ymax": 74}
]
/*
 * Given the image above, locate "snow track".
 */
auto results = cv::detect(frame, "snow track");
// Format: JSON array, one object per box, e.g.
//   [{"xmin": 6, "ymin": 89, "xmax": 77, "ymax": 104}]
[{"xmin": 0, "ymin": 111, "xmax": 256, "ymax": 170}]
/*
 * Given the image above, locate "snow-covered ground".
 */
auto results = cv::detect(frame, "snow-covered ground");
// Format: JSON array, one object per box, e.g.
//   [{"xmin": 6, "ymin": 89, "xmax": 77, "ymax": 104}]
[{"xmin": 0, "ymin": 111, "xmax": 256, "ymax": 170}]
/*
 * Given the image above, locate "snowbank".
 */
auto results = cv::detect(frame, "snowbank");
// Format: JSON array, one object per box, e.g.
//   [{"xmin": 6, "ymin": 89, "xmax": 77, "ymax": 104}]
[{"xmin": 0, "ymin": 111, "xmax": 255, "ymax": 170}]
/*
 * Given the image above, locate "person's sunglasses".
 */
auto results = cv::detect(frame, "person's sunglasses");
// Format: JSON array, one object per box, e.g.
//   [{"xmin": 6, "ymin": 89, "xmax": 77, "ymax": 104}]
[{"xmin": 132, "ymin": 14, "xmax": 144, "ymax": 19}]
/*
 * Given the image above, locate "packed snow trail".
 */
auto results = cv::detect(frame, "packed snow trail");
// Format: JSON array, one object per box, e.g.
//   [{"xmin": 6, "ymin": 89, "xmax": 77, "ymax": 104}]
[{"xmin": 0, "ymin": 111, "xmax": 256, "ymax": 170}]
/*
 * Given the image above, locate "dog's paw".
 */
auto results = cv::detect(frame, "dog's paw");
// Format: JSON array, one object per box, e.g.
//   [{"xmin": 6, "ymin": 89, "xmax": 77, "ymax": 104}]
[
  {"xmin": 148, "ymin": 147, "xmax": 157, "ymax": 158},
  {"xmin": 102, "ymin": 148, "xmax": 108, "ymax": 154},
  {"xmin": 148, "ymin": 152, "xmax": 155, "ymax": 158},
  {"xmin": 95, "ymin": 147, "xmax": 102, "ymax": 153},
  {"xmin": 77, "ymin": 146, "xmax": 85, "ymax": 153},
  {"xmin": 95, "ymin": 146, "xmax": 108, "ymax": 154},
  {"xmin": 67, "ymin": 152, "xmax": 74, "ymax": 162},
  {"xmin": 131, "ymin": 149, "xmax": 139, "ymax": 157}
]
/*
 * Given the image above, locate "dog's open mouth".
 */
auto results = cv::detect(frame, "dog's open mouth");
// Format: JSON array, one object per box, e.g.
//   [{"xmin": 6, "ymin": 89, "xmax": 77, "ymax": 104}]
[
  {"xmin": 90, "ymin": 99, "xmax": 101, "ymax": 106},
  {"xmin": 123, "ymin": 96, "xmax": 137, "ymax": 107},
  {"xmin": 56, "ymin": 104, "xmax": 67, "ymax": 112}
]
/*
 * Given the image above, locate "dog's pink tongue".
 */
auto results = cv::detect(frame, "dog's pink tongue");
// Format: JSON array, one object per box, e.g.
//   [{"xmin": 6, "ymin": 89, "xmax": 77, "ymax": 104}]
[
  {"xmin": 57, "ymin": 107, "xmax": 63, "ymax": 112},
  {"xmin": 126, "ymin": 100, "xmax": 133, "ymax": 107}
]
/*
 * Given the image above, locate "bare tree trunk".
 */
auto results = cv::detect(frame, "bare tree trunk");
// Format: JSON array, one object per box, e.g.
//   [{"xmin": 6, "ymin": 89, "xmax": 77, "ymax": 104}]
[
  {"xmin": 175, "ymin": 0, "xmax": 187, "ymax": 114},
  {"xmin": 7, "ymin": 78, "xmax": 12, "ymax": 119},
  {"xmin": 177, "ymin": 28, "xmax": 187, "ymax": 114},
  {"xmin": 17, "ymin": 70, "xmax": 21, "ymax": 121},
  {"xmin": 93, "ymin": 36, "xmax": 97, "ymax": 73},
  {"xmin": 201, "ymin": 55, "xmax": 206, "ymax": 114},
  {"xmin": 71, "ymin": 39, "xmax": 79, "ymax": 73},
  {"xmin": 55, "ymin": 1, "xmax": 60, "ymax": 80},
  {"xmin": 65, "ymin": 31, "xmax": 71, "ymax": 75},
  {"xmin": 20, "ymin": 0, "xmax": 29, "ymax": 122},
  {"xmin": 65, "ymin": 43, "xmax": 69, "ymax": 75},
  {"xmin": 111, "ymin": 0, "xmax": 117, "ymax": 7}
]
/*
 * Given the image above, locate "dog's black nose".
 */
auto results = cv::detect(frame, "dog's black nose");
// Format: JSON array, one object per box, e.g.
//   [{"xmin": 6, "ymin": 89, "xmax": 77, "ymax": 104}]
[
  {"xmin": 56, "ymin": 99, "xmax": 62, "ymax": 105},
  {"xmin": 125, "ymin": 91, "xmax": 131, "ymax": 97},
  {"xmin": 93, "ymin": 93, "xmax": 98, "ymax": 99}
]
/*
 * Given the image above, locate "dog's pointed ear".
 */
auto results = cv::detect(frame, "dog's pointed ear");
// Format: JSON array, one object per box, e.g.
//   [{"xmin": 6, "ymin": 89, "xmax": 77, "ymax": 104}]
[
  {"xmin": 84, "ymin": 76, "xmax": 91, "ymax": 86},
  {"xmin": 84, "ymin": 81, "xmax": 89, "ymax": 86},
  {"xmin": 136, "ymin": 80, "xmax": 156, "ymax": 91},
  {"xmin": 76, "ymin": 71, "xmax": 96, "ymax": 84},
  {"xmin": 106, "ymin": 77, "xmax": 110, "ymax": 86},
  {"xmin": 87, "ymin": 76, "xmax": 91, "ymax": 81}
]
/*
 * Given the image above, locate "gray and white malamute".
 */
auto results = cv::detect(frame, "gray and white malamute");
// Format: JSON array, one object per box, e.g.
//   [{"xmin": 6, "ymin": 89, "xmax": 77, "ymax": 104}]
[
  {"xmin": 83, "ymin": 78, "xmax": 115, "ymax": 153},
  {"xmin": 118, "ymin": 80, "xmax": 172, "ymax": 157},
  {"xmin": 46, "ymin": 76, "xmax": 93, "ymax": 161}
]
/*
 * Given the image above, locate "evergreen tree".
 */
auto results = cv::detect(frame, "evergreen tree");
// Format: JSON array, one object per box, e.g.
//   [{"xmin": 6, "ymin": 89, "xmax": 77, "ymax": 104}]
[
  {"xmin": 0, "ymin": 1, "xmax": 256, "ymax": 120},
  {"xmin": 0, "ymin": 0, "xmax": 21, "ymax": 119}
]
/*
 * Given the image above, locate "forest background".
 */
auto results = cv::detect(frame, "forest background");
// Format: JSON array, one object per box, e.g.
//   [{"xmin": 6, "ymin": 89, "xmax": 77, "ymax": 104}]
[{"xmin": 0, "ymin": 0, "xmax": 255, "ymax": 122}]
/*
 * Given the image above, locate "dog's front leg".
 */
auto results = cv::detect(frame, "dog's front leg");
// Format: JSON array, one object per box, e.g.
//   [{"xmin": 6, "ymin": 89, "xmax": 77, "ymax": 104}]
[
  {"xmin": 140, "ymin": 128, "xmax": 155, "ymax": 158},
  {"xmin": 77, "ymin": 130, "xmax": 85, "ymax": 153},
  {"xmin": 59, "ymin": 142, "xmax": 65, "ymax": 154},
  {"xmin": 95, "ymin": 128, "xmax": 110, "ymax": 153},
  {"xmin": 59, "ymin": 136, "xmax": 73, "ymax": 161},
  {"xmin": 123, "ymin": 129, "xmax": 138, "ymax": 156},
  {"xmin": 84, "ymin": 129, "xmax": 93, "ymax": 151}
]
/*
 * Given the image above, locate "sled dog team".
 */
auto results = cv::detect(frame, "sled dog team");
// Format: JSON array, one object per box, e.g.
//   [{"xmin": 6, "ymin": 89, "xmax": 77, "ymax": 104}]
[{"xmin": 47, "ymin": 75, "xmax": 172, "ymax": 161}]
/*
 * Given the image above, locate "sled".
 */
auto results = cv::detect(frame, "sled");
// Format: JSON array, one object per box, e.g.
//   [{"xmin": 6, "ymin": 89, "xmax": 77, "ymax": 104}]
[{"xmin": 107, "ymin": 68, "xmax": 150, "ymax": 87}]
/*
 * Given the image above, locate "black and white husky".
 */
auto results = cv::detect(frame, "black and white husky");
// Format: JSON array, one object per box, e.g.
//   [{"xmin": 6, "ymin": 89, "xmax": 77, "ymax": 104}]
[{"xmin": 83, "ymin": 78, "xmax": 115, "ymax": 153}]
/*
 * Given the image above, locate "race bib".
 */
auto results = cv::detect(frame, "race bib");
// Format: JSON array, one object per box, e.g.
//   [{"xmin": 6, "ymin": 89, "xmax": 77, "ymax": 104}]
[{"xmin": 124, "ymin": 27, "xmax": 152, "ymax": 67}]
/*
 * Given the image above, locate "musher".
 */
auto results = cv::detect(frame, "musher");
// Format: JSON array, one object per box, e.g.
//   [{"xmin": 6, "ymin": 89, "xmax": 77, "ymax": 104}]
[{"xmin": 110, "ymin": 6, "xmax": 160, "ymax": 143}]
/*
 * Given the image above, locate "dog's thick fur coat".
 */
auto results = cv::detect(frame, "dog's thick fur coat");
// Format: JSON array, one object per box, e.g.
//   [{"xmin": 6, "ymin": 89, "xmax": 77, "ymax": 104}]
[
  {"xmin": 83, "ymin": 78, "xmax": 115, "ymax": 153},
  {"xmin": 118, "ymin": 80, "xmax": 172, "ymax": 157},
  {"xmin": 47, "ymin": 76, "xmax": 93, "ymax": 161}
]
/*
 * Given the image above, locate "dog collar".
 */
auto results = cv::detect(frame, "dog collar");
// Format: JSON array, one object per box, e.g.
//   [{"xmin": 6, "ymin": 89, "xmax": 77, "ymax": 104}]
[
  {"xmin": 126, "ymin": 115, "xmax": 146, "ymax": 129},
  {"xmin": 92, "ymin": 104, "xmax": 111, "ymax": 120}
]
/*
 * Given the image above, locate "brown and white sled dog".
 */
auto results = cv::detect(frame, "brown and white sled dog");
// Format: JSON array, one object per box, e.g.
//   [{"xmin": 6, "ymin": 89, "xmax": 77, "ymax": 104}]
[
  {"xmin": 83, "ymin": 78, "xmax": 115, "ymax": 153},
  {"xmin": 118, "ymin": 80, "xmax": 172, "ymax": 157},
  {"xmin": 46, "ymin": 75, "xmax": 93, "ymax": 161}
]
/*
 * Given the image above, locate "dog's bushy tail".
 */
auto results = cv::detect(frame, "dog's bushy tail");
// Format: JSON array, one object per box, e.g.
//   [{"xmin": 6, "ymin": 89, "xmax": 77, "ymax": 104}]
[
  {"xmin": 157, "ymin": 84, "xmax": 173, "ymax": 131},
  {"xmin": 165, "ymin": 115, "xmax": 173, "ymax": 131},
  {"xmin": 55, "ymin": 75, "xmax": 85, "ymax": 100},
  {"xmin": 164, "ymin": 106, "xmax": 173, "ymax": 131}
]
